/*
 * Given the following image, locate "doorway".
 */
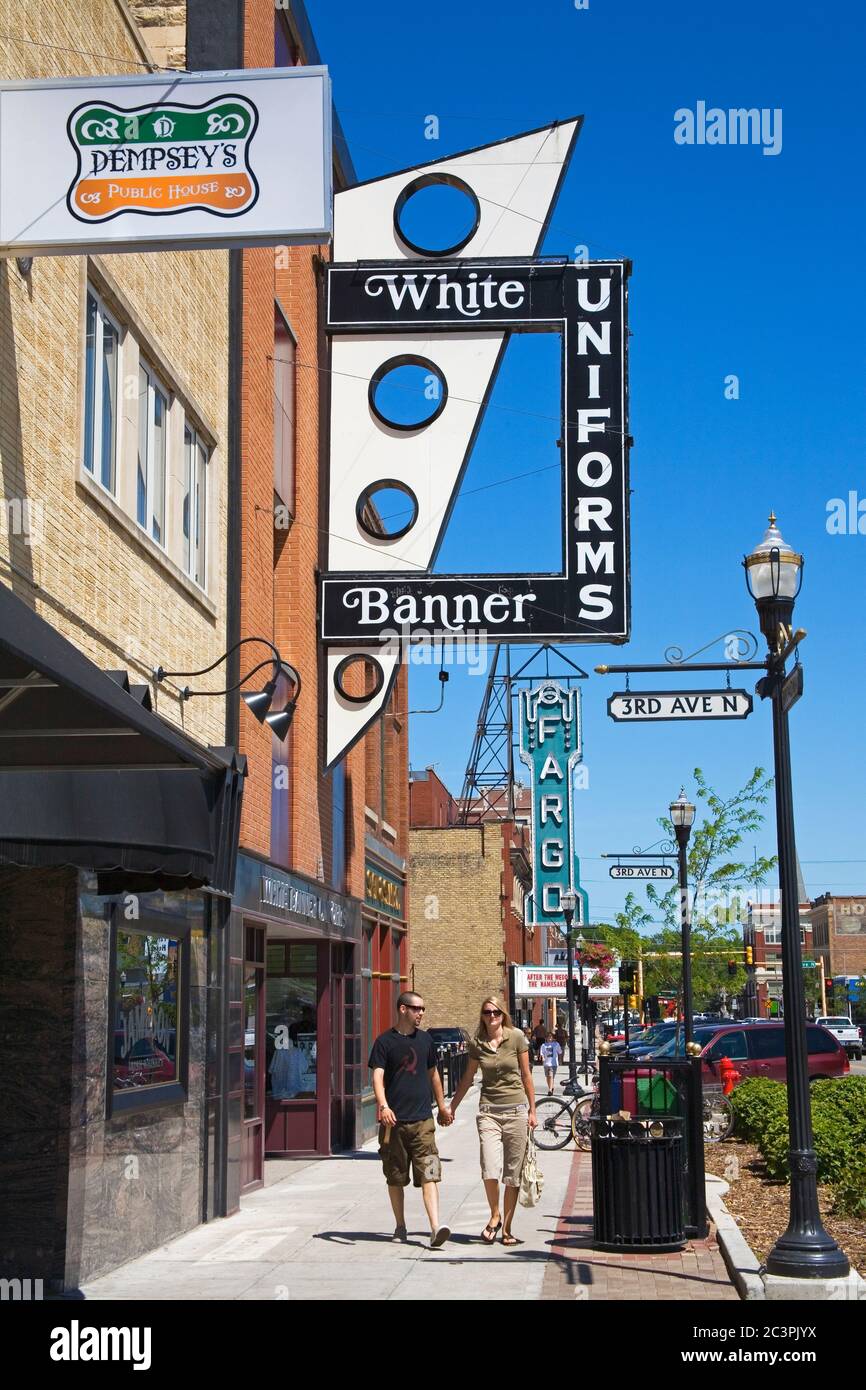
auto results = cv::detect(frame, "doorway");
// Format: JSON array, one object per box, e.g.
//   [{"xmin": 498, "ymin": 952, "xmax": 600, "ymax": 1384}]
[{"xmin": 241, "ymin": 924, "xmax": 265, "ymax": 1192}]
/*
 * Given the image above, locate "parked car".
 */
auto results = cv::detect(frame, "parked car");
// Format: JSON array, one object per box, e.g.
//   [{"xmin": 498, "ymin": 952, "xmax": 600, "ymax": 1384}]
[
  {"xmin": 427, "ymin": 1026, "xmax": 471, "ymax": 1055},
  {"xmin": 649, "ymin": 1021, "xmax": 850, "ymax": 1083},
  {"xmin": 815, "ymin": 1016, "xmax": 863, "ymax": 1060}
]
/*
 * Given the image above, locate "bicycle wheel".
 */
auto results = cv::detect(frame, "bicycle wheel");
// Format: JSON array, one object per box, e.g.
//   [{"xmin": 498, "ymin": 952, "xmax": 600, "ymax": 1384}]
[
  {"xmin": 571, "ymin": 1096, "xmax": 596, "ymax": 1151},
  {"xmin": 533, "ymin": 1098, "xmax": 573, "ymax": 1150},
  {"xmin": 702, "ymin": 1092, "xmax": 734, "ymax": 1142}
]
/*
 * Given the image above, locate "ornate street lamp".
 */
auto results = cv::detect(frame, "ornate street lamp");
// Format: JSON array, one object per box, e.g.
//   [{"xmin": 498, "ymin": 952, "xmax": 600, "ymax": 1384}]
[
  {"xmin": 561, "ymin": 889, "xmax": 580, "ymax": 1094},
  {"xmin": 744, "ymin": 515, "xmax": 849, "ymax": 1280},
  {"xmin": 670, "ymin": 788, "xmax": 696, "ymax": 1048}
]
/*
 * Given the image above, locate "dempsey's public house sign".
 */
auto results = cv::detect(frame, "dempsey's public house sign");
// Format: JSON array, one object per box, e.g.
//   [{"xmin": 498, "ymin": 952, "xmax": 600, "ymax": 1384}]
[
  {"xmin": 0, "ymin": 68, "xmax": 332, "ymax": 255},
  {"xmin": 518, "ymin": 681, "xmax": 589, "ymax": 930},
  {"xmin": 67, "ymin": 96, "xmax": 259, "ymax": 224},
  {"xmin": 319, "ymin": 118, "xmax": 633, "ymax": 769}
]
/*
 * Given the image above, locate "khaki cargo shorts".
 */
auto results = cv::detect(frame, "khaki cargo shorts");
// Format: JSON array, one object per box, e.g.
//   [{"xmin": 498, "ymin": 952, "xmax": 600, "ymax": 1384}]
[
  {"xmin": 379, "ymin": 1117, "xmax": 442, "ymax": 1187},
  {"xmin": 477, "ymin": 1104, "xmax": 529, "ymax": 1186}
]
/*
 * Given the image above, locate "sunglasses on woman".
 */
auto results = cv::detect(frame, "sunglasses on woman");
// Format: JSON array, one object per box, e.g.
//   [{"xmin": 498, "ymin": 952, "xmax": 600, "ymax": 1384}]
[{"xmin": 482, "ymin": 1009, "xmax": 502, "ymax": 1018}]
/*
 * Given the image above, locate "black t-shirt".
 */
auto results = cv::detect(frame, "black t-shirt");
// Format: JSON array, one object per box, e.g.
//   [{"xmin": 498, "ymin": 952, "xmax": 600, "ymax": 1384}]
[{"xmin": 368, "ymin": 1028, "xmax": 438, "ymax": 1122}]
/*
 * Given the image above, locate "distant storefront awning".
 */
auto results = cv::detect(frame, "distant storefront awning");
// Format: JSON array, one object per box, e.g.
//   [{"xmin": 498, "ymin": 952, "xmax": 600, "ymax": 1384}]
[{"xmin": 0, "ymin": 583, "xmax": 245, "ymax": 895}]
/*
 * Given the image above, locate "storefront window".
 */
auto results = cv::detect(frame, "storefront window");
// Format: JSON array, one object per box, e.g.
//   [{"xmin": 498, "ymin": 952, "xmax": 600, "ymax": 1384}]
[
  {"xmin": 113, "ymin": 929, "xmax": 180, "ymax": 1094},
  {"xmin": 266, "ymin": 947, "xmax": 318, "ymax": 1098}
]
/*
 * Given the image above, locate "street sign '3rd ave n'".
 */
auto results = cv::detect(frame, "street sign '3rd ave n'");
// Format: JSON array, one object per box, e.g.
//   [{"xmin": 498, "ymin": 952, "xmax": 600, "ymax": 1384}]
[{"xmin": 607, "ymin": 689, "xmax": 753, "ymax": 722}]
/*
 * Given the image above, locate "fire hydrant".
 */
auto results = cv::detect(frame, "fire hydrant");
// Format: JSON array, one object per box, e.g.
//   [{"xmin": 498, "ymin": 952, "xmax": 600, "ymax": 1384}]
[{"xmin": 718, "ymin": 1055, "xmax": 741, "ymax": 1096}]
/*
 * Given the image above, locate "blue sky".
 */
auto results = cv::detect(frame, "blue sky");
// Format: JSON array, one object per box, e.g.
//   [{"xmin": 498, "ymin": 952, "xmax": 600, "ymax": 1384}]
[{"xmin": 308, "ymin": 0, "xmax": 866, "ymax": 925}]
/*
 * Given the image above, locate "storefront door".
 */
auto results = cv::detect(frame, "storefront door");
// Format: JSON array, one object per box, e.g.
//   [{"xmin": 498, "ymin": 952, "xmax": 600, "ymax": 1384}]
[
  {"xmin": 264, "ymin": 941, "xmax": 330, "ymax": 1155},
  {"xmin": 241, "ymin": 926, "xmax": 265, "ymax": 1192}
]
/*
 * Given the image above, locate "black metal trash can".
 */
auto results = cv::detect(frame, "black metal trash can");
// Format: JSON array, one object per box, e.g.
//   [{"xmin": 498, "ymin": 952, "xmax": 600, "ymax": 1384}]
[{"xmin": 590, "ymin": 1116, "xmax": 686, "ymax": 1252}]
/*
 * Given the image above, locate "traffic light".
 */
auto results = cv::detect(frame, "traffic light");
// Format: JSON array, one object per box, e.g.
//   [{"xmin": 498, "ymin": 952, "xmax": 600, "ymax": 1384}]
[
  {"xmin": 727, "ymin": 959, "xmax": 737, "ymax": 977},
  {"xmin": 744, "ymin": 945, "xmax": 754, "ymax": 967},
  {"xmin": 628, "ymin": 994, "xmax": 638, "ymax": 1010},
  {"xmin": 825, "ymin": 979, "xmax": 833, "ymax": 991}
]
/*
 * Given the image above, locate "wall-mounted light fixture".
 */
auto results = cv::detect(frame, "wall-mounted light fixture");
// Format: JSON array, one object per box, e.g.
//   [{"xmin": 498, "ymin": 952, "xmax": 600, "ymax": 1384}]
[{"xmin": 154, "ymin": 637, "xmax": 301, "ymax": 739}]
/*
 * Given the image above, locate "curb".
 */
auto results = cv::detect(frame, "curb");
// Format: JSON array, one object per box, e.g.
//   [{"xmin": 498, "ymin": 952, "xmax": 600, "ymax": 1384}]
[
  {"xmin": 706, "ymin": 1174, "xmax": 866, "ymax": 1301},
  {"xmin": 705, "ymin": 1175, "xmax": 765, "ymax": 1300}
]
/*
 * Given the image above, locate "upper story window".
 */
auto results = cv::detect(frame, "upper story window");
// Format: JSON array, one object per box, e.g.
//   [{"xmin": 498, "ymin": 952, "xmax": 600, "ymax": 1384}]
[
  {"xmin": 84, "ymin": 289, "xmax": 120, "ymax": 493},
  {"xmin": 273, "ymin": 306, "xmax": 296, "ymax": 515},
  {"xmin": 183, "ymin": 425, "xmax": 208, "ymax": 588},
  {"xmin": 137, "ymin": 362, "xmax": 169, "ymax": 546}
]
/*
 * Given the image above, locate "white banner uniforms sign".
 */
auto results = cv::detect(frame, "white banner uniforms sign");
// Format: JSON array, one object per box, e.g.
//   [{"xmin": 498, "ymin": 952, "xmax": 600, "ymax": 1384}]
[
  {"xmin": 0, "ymin": 67, "xmax": 332, "ymax": 256},
  {"xmin": 320, "ymin": 117, "xmax": 633, "ymax": 770}
]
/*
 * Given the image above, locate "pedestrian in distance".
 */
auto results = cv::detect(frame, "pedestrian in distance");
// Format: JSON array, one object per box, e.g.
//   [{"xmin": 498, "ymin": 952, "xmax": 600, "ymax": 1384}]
[
  {"xmin": 448, "ymin": 995, "xmax": 537, "ymax": 1247},
  {"xmin": 369, "ymin": 991, "xmax": 453, "ymax": 1249},
  {"xmin": 532, "ymin": 1019, "xmax": 547, "ymax": 1065},
  {"xmin": 540, "ymin": 1031, "xmax": 563, "ymax": 1094}
]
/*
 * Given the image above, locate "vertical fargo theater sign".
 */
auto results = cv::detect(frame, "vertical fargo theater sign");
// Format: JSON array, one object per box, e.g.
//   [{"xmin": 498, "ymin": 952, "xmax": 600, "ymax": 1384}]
[
  {"xmin": 319, "ymin": 117, "xmax": 632, "ymax": 768},
  {"xmin": 0, "ymin": 68, "xmax": 332, "ymax": 253}
]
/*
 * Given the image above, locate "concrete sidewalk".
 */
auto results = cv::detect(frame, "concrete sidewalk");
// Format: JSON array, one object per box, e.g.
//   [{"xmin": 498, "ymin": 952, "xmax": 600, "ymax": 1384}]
[
  {"xmin": 80, "ymin": 1076, "xmax": 739, "ymax": 1301},
  {"xmin": 81, "ymin": 1080, "xmax": 574, "ymax": 1302}
]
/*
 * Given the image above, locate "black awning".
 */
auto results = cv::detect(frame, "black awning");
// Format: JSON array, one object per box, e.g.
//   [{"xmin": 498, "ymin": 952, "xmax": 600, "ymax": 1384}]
[{"xmin": 0, "ymin": 583, "xmax": 245, "ymax": 895}]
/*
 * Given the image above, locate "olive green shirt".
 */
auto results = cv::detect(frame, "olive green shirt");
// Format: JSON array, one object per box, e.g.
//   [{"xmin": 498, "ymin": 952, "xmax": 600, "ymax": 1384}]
[{"xmin": 468, "ymin": 1027, "xmax": 529, "ymax": 1106}]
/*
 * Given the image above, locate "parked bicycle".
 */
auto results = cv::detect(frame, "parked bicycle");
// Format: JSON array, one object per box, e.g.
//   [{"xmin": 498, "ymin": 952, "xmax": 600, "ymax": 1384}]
[{"xmin": 534, "ymin": 1086, "xmax": 597, "ymax": 1151}]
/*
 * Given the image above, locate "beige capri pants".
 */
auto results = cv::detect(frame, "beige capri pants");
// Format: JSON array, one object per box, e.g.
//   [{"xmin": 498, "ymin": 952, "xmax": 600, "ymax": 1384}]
[{"xmin": 476, "ymin": 1103, "xmax": 529, "ymax": 1186}]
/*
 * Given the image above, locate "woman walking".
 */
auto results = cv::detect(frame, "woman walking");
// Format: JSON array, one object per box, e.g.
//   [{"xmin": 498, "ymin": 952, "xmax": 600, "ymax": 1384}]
[{"xmin": 448, "ymin": 996, "xmax": 537, "ymax": 1247}]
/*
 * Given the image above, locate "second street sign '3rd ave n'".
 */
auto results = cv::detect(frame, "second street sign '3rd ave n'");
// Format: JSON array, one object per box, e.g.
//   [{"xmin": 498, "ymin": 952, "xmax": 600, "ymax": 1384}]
[
  {"xmin": 607, "ymin": 689, "xmax": 753, "ymax": 722},
  {"xmin": 609, "ymin": 864, "xmax": 674, "ymax": 879}
]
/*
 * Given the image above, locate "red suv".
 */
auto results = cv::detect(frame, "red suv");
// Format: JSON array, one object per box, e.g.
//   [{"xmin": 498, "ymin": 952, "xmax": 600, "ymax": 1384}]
[{"xmin": 651, "ymin": 1021, "xmax": 849, "ymax": 1083}]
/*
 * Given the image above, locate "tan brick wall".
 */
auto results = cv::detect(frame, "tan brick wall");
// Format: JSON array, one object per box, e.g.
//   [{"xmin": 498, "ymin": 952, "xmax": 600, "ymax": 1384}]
[
  {"xmin": 408, "ymin": 825, "xmax": 505, "ymax": 1032},
  {"xmin": 0, "ymin": 1, "xmax": 229, "ymax": 751},
  {"xmin": 126, "ymin": 1, "xmax": 186, "ymax": 69}
]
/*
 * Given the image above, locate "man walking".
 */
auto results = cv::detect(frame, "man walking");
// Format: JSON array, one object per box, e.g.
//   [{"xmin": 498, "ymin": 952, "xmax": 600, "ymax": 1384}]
[{"xmin": 369, "ymin": 991, "xmax": 452, "ymax": 1249}]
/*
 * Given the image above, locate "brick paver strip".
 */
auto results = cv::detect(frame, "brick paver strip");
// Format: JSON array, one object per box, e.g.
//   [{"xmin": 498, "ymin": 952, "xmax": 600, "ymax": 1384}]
[{"xmin": 542, "ymin": 1150, "xmax": 738, "ymax": 1300}]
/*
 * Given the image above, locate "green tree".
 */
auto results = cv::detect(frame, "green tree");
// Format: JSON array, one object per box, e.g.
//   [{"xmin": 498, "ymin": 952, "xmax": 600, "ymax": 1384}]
[{"xmin": 597, "ymin": 769, "xmax": 778, "ymax": 1015}]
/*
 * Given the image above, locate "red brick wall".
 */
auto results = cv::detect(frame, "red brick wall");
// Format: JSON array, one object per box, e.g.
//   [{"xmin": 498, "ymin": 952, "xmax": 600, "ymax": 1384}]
[
  {"xmin": 236, "ymin": 0, "xmax": 407, "ymax": 900},
  {"xmin": 409, "ymin": 767, "xmax": 458, "ymax": 828}
]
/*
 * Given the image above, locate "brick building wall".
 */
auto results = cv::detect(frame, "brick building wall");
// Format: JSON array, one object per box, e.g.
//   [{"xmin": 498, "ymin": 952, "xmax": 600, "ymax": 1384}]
[
  {"xmin": 408, "ymin": 825, "xmax": 505, "ymax": 1031},
  {"xmin": 409, "ymin": 766, "xmax": 458, "ymax": 828},
  {"xmin": 0, "ymin": 0, "xmax": 229, "ymax": 749},
  {"xmin": 809, "ymin": 895, "xmax": 866, "ymax": 982}
]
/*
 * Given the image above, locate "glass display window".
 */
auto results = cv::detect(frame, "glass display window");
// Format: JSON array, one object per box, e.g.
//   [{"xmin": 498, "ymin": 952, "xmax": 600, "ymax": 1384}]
[{"xmin": 266, "ymin": 948, "xmax": 318, "ymax": 1099}]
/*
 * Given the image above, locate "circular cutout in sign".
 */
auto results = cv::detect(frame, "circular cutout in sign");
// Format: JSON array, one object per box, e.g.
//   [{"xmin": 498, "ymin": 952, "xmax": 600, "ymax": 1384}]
[
  {"xmin": 356, "ymin": 480, "xmax": 419, "ymax": 541},
  {"xmin": 393, "ymin": 172, "xmax": 481, "ymax": 257},
  {"xmin": 368, "ymin": 354, "xmax": 448, "ymax": 432},
  {"xmin": 334, "ymin": 654, "xmax": 385, "ymax": 704}
]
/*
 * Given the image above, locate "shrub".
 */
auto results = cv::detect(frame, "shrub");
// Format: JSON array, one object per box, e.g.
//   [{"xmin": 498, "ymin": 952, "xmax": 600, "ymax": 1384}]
[
  {"xmin": 748, "ymin": 1077, "xmax": 866, "ymax": 1189},
  {"xmin": 831, "ymin": 1158, "xmax": 866, "ymax": 1218},
  {"xmin": 729, "ymin": 1077, "xmax": 786, "ymax": 1143}
]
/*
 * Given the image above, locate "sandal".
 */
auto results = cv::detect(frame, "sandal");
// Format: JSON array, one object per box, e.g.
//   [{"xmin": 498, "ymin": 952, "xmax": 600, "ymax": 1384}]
[
  {"xmin": 501, "ymin": 1232, "xmax": 522, "ymax": 1246},
  {"xmin": 481, "ymin": 1219, "xmax": 502, "ymax": 1244}
]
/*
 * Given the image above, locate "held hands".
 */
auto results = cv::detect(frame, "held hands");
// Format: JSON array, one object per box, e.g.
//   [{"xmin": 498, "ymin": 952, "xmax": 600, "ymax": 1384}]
[
  {"xmin": 380, "ymin": 1105, "xmax": 397, "ymax": 1127},
  {"xmin": 437, "ymin": 1106, "xmax": 454, "ymax": 1127}
]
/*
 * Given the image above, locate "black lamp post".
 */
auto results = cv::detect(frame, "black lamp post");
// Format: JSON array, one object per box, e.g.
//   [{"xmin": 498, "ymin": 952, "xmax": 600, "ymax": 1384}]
[
  {"xmin": 670, "ymin": 789, "xmax": 696, "ymax": 1049},
  {"xmin": 561, "ymin": 889, "xmax": 579, "ymax": 1094},
  {"xmin": 744, "ymin": 514, "xmax": 849, "ymax": 1280},
  {"xmin": 574, "ymin": 931, "xmax": 589, "ymax": 1082}
]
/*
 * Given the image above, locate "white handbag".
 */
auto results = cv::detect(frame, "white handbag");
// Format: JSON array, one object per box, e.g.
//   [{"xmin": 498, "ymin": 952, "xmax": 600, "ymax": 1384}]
[{"xmin": 518, "ymin": 1133, "xmax": 544, "ymax": 1207}]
